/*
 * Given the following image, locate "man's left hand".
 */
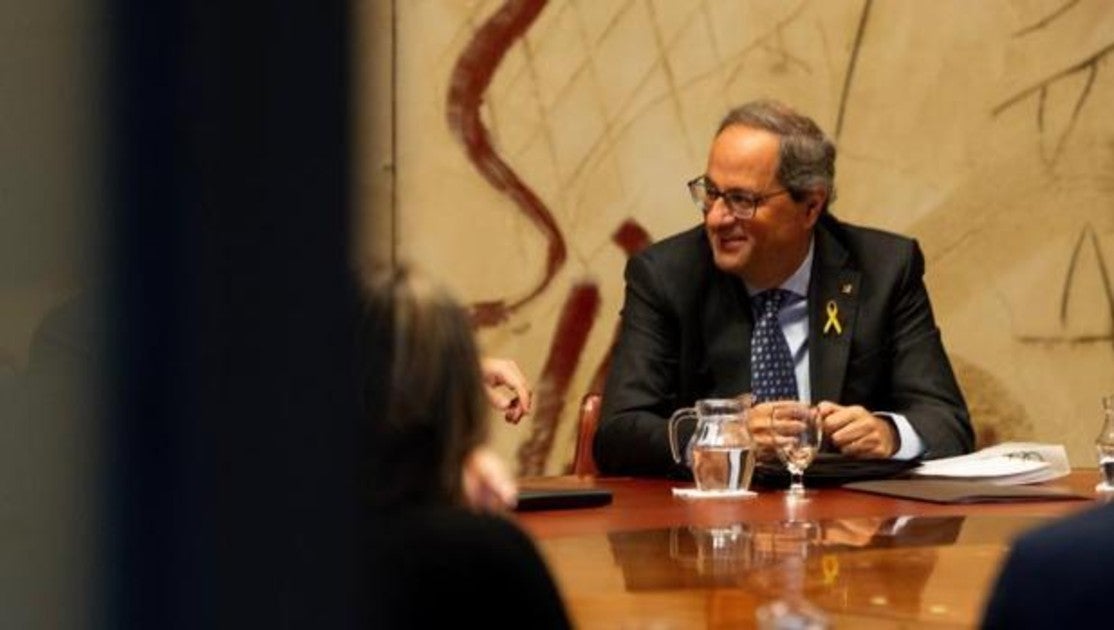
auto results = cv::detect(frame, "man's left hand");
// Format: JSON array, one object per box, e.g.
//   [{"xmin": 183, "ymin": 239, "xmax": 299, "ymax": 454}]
[{"xmin": 816, "ymin": 401, "xmax": 896, "ymax": 458}]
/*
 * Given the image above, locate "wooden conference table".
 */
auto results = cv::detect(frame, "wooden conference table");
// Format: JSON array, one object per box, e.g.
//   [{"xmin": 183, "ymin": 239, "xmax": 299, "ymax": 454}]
[{"xmin": 515, "ymin": 471, "xmax": 1105, "ymax": 629}]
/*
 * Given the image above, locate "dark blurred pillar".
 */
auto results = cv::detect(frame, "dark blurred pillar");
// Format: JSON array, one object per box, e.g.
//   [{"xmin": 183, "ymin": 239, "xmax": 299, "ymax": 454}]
[{"xmin": 108, "ymin": 1, "xmax": 364, "ymax": 627}]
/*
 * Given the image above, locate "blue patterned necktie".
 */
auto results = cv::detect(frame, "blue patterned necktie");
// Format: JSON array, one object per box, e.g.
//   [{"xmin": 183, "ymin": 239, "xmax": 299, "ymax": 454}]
[{"xmin": 750, "ymin": 289, "xmax": 799, "ymax": 403}]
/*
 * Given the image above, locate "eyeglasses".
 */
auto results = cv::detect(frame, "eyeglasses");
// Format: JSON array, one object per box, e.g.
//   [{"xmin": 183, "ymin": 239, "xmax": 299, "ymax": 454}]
[{"xmin": 687, "ymin": 175, "xmax": 789, "ymax": 220}]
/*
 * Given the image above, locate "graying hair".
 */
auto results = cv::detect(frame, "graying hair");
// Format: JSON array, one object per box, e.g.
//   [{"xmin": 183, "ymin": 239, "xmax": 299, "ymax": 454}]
[{"xmin": 717, "ymin": 99, "xmax": 836, "ymax": 211}]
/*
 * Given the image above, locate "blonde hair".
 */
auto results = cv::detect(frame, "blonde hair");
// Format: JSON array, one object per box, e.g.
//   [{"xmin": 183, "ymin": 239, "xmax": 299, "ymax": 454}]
[{"xmin": 357, "ymin": 265, "xmax": 486, "ymax": 508}]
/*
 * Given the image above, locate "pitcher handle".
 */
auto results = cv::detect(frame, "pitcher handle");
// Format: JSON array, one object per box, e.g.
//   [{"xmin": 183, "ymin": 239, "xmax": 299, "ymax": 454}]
[{"xmin": 668, "ymin": 408, "xmax": 697, "ymax": 464}]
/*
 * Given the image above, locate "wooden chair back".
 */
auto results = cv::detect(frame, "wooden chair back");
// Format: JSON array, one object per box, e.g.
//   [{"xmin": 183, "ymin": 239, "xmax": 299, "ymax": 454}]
[{"xmin": 571, "ymin": 393, "xmax": 602, "ymax": 476}]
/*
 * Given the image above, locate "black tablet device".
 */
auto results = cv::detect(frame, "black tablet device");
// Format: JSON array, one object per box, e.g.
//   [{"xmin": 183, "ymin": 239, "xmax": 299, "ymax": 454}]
[{"xmin": 513, "ymin": 487, "xmax": 613, "ymax": 512}]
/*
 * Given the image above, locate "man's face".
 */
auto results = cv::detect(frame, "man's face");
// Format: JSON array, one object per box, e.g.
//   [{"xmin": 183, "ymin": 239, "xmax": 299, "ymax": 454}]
[{"xmin": 702, "ymin": 124, "xmax": 822, "ymax": 289}]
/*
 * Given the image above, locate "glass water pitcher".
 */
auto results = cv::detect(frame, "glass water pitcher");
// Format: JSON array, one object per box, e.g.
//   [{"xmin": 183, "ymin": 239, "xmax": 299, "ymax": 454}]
[{"xmin": 1095, "ymin": 395, "xmax": 1114, "ymax": 491}]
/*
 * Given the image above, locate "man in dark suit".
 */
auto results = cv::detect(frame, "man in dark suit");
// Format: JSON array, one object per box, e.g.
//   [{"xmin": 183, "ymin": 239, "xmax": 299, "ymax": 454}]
[
  {"xmin": 981, "ymin": 501, "xmax": 1114, "ymax": 628},
  {"xmin": 594, "ymin": 99, "xmax": 973, "ymax": 477}
]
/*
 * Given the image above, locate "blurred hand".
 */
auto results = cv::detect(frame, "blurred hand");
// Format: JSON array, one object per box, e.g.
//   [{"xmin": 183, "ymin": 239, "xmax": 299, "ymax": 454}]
[
  {"xmin": 461, "ymin": 447, "xmax": 518, "ymax": 512},
  {"xmin": 816, "ymin": 401, "xmax": 896, "ymax": 458},
  {"xmin": 821, "ymin": 517, "xmax": 887, "ymax": 547},
  {"xmin": 480, "ymin": 357, "xmax": 532, "ymax": 424},
  {"xmin": 745, "ymin": 401, "xmax": 782, "ymax": 462}
]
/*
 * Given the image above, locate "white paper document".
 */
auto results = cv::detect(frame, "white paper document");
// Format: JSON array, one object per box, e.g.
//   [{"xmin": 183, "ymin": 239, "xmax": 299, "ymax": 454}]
[{"xmin": 910, "ymin": 442, "xmax": 1071, "ymax": 485}]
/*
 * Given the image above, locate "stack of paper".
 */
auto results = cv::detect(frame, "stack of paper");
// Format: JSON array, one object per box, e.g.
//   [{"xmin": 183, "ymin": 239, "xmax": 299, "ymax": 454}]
[{"xmin": 910, "ymin": 442, "xmax": 1071, "ymax": 485}]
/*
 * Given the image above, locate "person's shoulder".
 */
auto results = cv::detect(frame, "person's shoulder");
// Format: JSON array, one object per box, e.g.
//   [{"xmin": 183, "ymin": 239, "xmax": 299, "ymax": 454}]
[
  {"xmin": 630, "ymin": 224, "xmax": 712, "ymax": 277},
  {"xmin": 820, "ymin": 213, "xmax": 915, "ymax": 251},
  {"xmin": 371, "ymin": 506, "xmax": 552, "ymax": 589},
  {"xmin": 638, "ymin": 224, "xmax": 707, "ymax": 260},
  {"xmin": 1012, "ymin": 500, "xmax": 1114, "ymax": 559},
  {"xmin": 997, "ymin": 501, "xmax": 1114, "ymax": 585},
  {"xmin": 440, "ymin": 508, "xmax": 538, "ymax": 550},
  {"xmin": 371, "ymin": 506, "xmax": 570, "ymax": 628},
  {"xmin": 982, "ymin": 501, "xmax": 1114, "ymax": 628},
  {"xmin": 374, "ymin": 505, "xmax": 541, "ymax": 563},
  {"xmin": 818, "ymin": 213, "xmax": 919, "ymax": 271}
]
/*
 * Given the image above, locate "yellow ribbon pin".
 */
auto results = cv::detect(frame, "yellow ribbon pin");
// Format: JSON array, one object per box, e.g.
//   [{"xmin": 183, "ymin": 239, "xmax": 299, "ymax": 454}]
[{"xmin": 823, "ymin": 300, "xmax": 843, "ymax": 336}]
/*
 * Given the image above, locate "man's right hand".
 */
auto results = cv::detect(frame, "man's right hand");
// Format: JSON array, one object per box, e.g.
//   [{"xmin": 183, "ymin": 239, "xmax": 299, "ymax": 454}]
[{"xmin": 745, "ymin": 401, "xmax": 782, "ymax": 462}]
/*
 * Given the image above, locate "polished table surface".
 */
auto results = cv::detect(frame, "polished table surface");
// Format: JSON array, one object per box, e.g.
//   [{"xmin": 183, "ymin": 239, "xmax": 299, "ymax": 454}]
[{"xmin": 515, "ymin": 471, "xmax": 1105, "ymax": 629}]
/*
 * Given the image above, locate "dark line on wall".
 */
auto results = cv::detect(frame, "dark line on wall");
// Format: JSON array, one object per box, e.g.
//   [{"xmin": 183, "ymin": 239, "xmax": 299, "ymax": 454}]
[
  {"xmin": 1018, "ymin": 334, "xmax": 1114, "ymax": 344},
  {"xmin": 585, "ymin": 219, "xmax": 653, "ymax": 395},
  {"xmin": 834, "ymin": 0, "xmax": 872, "ymax": 141},
  {"xmin": 390, "ymin": 0, "xmax": 399, "ymax": 266},
  {"xmin": 1072, "ymin": 62, "xmax": 1099, "ymax": 121},
  {"xmin": 1059, "ymin": 224, "xmax": 1114, "ymax": 347},
  {"xmin": 991, "ymin": 40, "xmax": 1114, "ymax": 116},
  {"xmin": 1088, "ymin": 225, "xmax": 1114, "ymax": 352},
  {"xmin": 1046, "ymin": 62, "xmax": 1099, "ymax": 165},
  {"xmin": 1037, "ymin": 86, "xmax": 1046, "ymax": 133},
  {"xmin": 1037, "ymin": 86, "xmax": 1050, "ymax": 166},
  {"xmin": 644, "ymin": 0, "xmax": 692, "ymax": 163},
  {"xmin": 722, "ymin": 2, "xmax": 808, "ymax": 92},
  {"xmin": 1013, "ymin": 0, "xmax": 1080, "ymax": 37},
  {"xmin": 1060, "ymin": 226, "xmax": 1086, "ymax": 325}
]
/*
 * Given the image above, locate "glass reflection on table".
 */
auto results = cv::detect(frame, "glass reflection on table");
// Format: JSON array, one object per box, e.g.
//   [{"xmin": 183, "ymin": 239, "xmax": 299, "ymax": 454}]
[
  {"xmin": 608, "ymin": 515, "xmax": 969, "ymax": 602},
  {"xmin": 669, "ymin": 523, "xmax": 750, "ymax": 577}
]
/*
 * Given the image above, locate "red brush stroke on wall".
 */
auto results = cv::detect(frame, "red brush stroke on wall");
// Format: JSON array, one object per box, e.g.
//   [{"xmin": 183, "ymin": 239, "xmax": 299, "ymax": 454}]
[
  {"xmin": 443, "ymin": 2, "xmax": 658, "ymax": 472},
  {"xmin": 586, "ymin": 219, "xmax": 653, "ymax": 394},
  {"xmin": 516, "ymin": 281, "xmax": 599, "ymax": 475},
  {"xmin": 446, "ymin": 0, "xmax": 565, "ymax": 328},
  {"xmin": 517, "ymin": 219, "xmax": 653, "ymax": 473}
]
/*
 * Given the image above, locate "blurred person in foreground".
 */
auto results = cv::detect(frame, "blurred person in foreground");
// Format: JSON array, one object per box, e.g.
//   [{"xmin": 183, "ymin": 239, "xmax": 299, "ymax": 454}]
[
  {"xmin": 981, "ymin": 500, "xmax": 1114, "ymax": 628},
  {"xmin": 360, "ymin": 265, "xmax": 569, "ymax": 629},
  {"xmin": 595, "ymin": 99, "xmax": 973, "ymax": 477}
]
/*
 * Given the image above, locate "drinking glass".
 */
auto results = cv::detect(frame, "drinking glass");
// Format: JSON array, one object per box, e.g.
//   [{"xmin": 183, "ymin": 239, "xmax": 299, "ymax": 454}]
[
  {"xmin": 1095, "ymin": 395, "xmax": 1114, "ymax": 492},
  {"xmin": 752, "ymin": 519, "xmax": 828, "ymax": 629},
  {"xmin": 770, "ymin": 402, "xmax": 822, "ymax": 499}
]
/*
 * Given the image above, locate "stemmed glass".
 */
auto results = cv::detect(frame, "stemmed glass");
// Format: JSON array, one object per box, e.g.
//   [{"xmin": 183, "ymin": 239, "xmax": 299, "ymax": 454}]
[
  {"xmin": 752, "ymin": 518, "xmax": 829, "ymax": 629},
  {"xmin": 770, "ymin": 402, "xmax": 822, "ymax": 499}
]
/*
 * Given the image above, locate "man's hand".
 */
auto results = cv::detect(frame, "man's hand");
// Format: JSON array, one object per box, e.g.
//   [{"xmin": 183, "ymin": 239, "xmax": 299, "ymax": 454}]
[
  {"xmin": 480, "ymin": 357, "xmax": 532, "ymax": 424},
  {"xmin": 816, "ymin": 401, "xmax": 896, "ymax": 458},
  {"xmin": 744, "ymin": 401, "xmax": 782, "ymax": 462},
  {"xmin": 821, "ymin": 517, "xmax": 887, "ymax": 547}
]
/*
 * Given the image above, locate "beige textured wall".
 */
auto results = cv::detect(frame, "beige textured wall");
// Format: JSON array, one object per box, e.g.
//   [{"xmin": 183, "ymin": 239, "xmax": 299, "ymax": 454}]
[{"xmin": 361, "ymin": 0, "xmax": 1114, "ymax": 472}]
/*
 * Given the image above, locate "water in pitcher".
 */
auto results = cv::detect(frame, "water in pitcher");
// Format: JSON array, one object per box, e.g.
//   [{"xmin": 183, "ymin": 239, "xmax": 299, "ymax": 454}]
[
  {"xmin": 692, "ymin": 444, "xmax": 755, "ymax": 492},
  {"xmin": 1101, "ymin": 457, "xmax": 1114, "ymax": 487},
  {"xmin": 1096, "ymin": 395, "xmax": 1114, "ymax": 490},
  {"xmin": 1098, "ymin": 447, "xmax": 1114, "ymax": 488}
]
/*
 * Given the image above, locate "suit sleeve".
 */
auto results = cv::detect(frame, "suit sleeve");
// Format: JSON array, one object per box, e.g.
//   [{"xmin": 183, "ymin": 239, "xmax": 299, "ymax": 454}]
[
  {"xmin": 886, "ymin": 241, "xmax": 974, "ymax": 458},
  {"xmin": 593, "ymin": 254, "xmax": 689, "ymax": 477}
]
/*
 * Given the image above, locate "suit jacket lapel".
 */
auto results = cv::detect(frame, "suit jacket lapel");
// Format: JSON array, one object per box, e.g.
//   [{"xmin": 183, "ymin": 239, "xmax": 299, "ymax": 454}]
[{"xmin": 809, "ymin": 219, "xmax": 859, "ymax": 403}]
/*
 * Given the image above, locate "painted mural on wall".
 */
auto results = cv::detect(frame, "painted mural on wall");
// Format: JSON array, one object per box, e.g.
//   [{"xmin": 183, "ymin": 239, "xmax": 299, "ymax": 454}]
[{"xmin": 385, "ymin": 0, "xmax": 1114, "ymax": 472}]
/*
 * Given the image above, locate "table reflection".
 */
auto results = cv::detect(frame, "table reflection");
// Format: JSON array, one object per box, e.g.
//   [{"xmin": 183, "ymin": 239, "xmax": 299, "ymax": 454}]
[
  {"xmin": 608, "ymin": 514, "xmax": 966, "ymax": 613},
  {"xmin": 523, "ymin": 475, "xmax": 1094, "ymax": 628}
]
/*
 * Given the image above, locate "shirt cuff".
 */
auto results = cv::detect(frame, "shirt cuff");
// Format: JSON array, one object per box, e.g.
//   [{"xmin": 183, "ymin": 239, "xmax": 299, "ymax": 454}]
[{"xmin": 875, "ymin": 412, "xmax": 924, "ymax": 460}]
